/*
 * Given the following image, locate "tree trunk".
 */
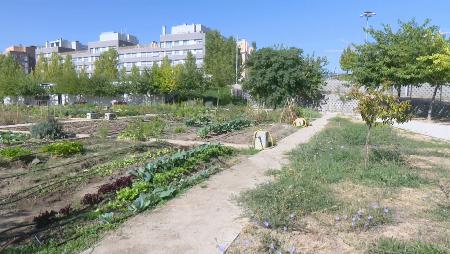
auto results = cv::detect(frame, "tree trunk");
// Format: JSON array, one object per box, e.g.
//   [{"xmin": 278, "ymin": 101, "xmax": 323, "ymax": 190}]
[
  {"xmin": 427, "ymin": 85, "xmax": 440, "ymax": 122},
  {"xmin": 364, "ymin": 126, "xmax": 371, "ymax": 170},
  {"xmin": 396, "ymin": 85, "xmax": 401, "ymax": 97}
]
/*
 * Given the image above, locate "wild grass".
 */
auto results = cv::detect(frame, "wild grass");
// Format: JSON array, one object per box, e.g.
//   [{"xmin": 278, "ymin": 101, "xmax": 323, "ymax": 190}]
[
  {"xmin": 238, "ymin": 117, "xmax": 450, "ymax": 229},
  {"xmin": 368, "ymin": 238, "xmax": 449, "ymax": 254}
]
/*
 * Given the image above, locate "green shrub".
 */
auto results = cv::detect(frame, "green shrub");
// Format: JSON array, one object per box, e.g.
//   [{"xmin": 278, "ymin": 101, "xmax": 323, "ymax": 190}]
[
  {"xmin": 30, "ymin": 118, "xmax": 66, "ymax": 139},
  {"xmin": 185, "ymin": 115, "xmax": 212, "ymax": 127},
  {"xmin": 174, "ymin": 126, "xmax": 187, "ymax": 134},
  {"xmin": 118, "ymin": 118, "xmax": 166, "ymax": 141},
  {"xmin": 369, "ymin": 238, "xmax": 449, "ymax": 254},
  {"xmin": 41, "ymin": 141, "xmax": 84, "ymax": 157},
  {"xmin": 0, "ymin": 132, "xmax": 29, "ymax": 145},
  {"xmin": 296, "ymin": 107, "xmax": 322, "ymax": 120},
  {"xmin": 0, "ymin": 146, "xmax": 33, "ymax": 161},
  {"xmin": 197, "ymin": 118, "xmax": 252, "ymax": 138}
]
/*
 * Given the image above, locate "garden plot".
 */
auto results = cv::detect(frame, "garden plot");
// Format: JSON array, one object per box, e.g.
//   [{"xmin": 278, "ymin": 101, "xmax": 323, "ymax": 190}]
[
  {"xmin": 228, "ymin": 117, "xmax": 450, "ymax": 254},
  {"xmin": 164, "ymin": 122, "xmax": 297, "ymax": 146},
  {"xmin": 0, "ymin": 136, "xmax": 243, "ymax": 253},
  {"xmin": 0, "ymin": 139, "xmax": 176, "ymax": 232}
]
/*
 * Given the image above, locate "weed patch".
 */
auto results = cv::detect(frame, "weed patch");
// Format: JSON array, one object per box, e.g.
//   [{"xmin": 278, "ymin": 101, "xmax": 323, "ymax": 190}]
[{"xmin": 369, "ymin": 238, "xmax": 449, "ymax": 254}]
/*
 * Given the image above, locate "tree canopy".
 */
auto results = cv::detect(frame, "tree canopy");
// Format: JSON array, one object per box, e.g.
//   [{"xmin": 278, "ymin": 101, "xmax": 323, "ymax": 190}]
[
  {"xmin": 204, "ymin": 30, "xmax": 239, "ymax": 88},
  {"xmin": 243, "ymin": 47, "xmax": 327, "ymax": 107},
  {"xmin": 345, "ymin": 19, "xmax": 450, "ymax": 120}
]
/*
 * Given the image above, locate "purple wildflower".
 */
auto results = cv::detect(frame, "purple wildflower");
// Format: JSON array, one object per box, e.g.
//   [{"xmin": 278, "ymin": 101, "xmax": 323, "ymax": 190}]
[
  {"xmin": 289, "ymin": 246, "xmax": 297, "ymax": 253},
  {"xmin": 335, "ymin": 216, "xmax": 341, "ymax": 222},
  {"xmin": 263, "ymin": 220, "xmax": 270, "ymax": 228},
  {"xmin": 368, "ymin": 215, "xmax": 374, "ymax": 221},
  {"xmin": 217, "ymin": 244, "xmax": 226, "ymax": 253},
  {"xmin": 383, "ymin": 207, "xmax": 389, "ymax": 214}
]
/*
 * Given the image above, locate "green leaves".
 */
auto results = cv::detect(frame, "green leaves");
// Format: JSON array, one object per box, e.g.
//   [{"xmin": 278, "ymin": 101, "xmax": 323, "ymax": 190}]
[
  {"xmin": 196, "ymin": 118, "xmax": 252, "ymax": 138},
  {"xmin": 351, "ymin": 88, "xmax": 412, "ymax": 128},
  {"xmin": 0, "ymin": 146, "xmax": 32, "ymax": 161},
  {"xmin": 41, "ymin": 141, "xmax": 84, "ymax": 157},
  {"xmin": 243, "ymin": 47, "xmax": 327, "ymax": 107}
]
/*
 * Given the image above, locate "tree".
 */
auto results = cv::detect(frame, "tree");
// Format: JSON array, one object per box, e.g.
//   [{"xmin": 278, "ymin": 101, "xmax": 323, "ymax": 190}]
[
  {"xmin": 351, "ymin": 88, "xmax": 411, "ymax": 169},
  {"xmin": 204, "ymin": 30, "xmax": 238, "ymax": 88},
  {"xmin": 34, "ymin": 55, "xmax": 49, "ymax": 83},
  {"xmin": 57, "ymin": 55, "xmax": 78, "ymax": 95},
  {"xmin": 416, "ymin": 39, "xmax": 450, "ymax": 121},
  {"xmin": 177, "ymin": 52, "xmax": 204, "ymax": 98},
  {"xmin": 129, "ymin": 65, "xmax": 147, "ymax": 94},
  {"xmin": 339, "ymin": 45, "xmax": 357, "ymax": 74},
  {"xmin": 157, "ymin": 57, "xmax": 179, "ymax": 94},
  {"xmin": 348, "ymin": 19, "xmax": 449, "ymax": 119},
  {"xmin": 47, "ymin": 53, "xmax": 64, "ymax": 88},
  {"xmin": 0, "ymin": 55, "xmax": 26, "ymax": 98},
  {"xmin": 243, "ymin": 47, "xmax": 327, "ymax": 108},
  {"xmin": 94, "ymin": 48, "xmax": 119, "ymax": 81}
]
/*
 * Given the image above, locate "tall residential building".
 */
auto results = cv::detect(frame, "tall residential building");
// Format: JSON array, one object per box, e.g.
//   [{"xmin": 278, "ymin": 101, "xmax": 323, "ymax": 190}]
[
  {"xmin": 4, "ymin": 45, "xmax": 37, "ymax": 74},
  {"xmin": 36, "ymin": 24, "xmax": 210, "ymax": 76},
  {"xmin": 36, "ymin": 38, "xmax": 87, "ymax": 58}
]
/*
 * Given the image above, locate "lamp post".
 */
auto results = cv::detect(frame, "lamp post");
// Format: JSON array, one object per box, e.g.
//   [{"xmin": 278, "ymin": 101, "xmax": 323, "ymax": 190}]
[{"xmin": 360, "ymin": 11, "xmax": 376, "ymax": 42}]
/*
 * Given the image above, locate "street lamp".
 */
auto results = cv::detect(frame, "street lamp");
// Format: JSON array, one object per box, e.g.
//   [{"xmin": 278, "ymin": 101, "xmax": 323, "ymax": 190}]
[{"xmin": 360, "ymin": 11, "xmax": 376, "ymax": 42}]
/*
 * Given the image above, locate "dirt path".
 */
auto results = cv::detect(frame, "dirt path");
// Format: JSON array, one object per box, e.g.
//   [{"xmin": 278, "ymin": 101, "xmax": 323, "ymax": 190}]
[{"xmin": 82, "ymin": 114, "xmax": 334, "ymax": 254}]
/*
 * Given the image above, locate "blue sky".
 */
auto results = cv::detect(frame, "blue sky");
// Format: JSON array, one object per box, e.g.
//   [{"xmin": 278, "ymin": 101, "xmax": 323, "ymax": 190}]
[{"xmin": 1, "ymin": 0, "xmax": 449, "ymax": 72}]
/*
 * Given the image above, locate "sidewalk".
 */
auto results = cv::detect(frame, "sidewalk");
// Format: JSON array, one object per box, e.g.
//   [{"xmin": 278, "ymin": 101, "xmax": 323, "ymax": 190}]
[
  {"xmin": 394, "ymin": 120, "xmax": 450, "ymax": 142},
  {"xmin": 83, "ymin": 114, "xmax": 333, "ymax": 254}
]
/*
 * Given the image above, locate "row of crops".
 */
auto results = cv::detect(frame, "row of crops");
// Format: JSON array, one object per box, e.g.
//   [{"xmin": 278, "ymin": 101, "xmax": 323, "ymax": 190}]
[{"xmin": 1, "ymin": 143, "xmax": 234, "ymax": 253}]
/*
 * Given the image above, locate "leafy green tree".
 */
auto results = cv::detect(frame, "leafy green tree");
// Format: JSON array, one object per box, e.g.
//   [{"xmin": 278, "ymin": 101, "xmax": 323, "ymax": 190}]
[
  {"xmin": 0, "ymin": 55, "xmax": 26, "ymax": 98},
  {"xmin": 351, "ymin": 88, "xmax": 411, "ymax": 169},
  {"xmin": 56, "ymin": 55, "xmax": 78, "ymax": 94},
  {"xmin": 47, "ymin": 53, "xmax": 64, "ymax": 87},
  {"xmin": 157, "ymin": 57, "xmax": 179, "ymax": 94},
  {"xmin": 94, "ymin": 48, "xmax": 119, "ymax": 81},
  {"xmin": 243, "ymin": 47, "xmax": 327, "ymax": 108},
  {"xmin": 76, "ymin": 67, "xmax": 90, "ymax": 98},
  {"xmin": 129, "ymin": 65, "xmax": 147, "ymax": 94},
  {"xmin": 348, "ymin": 19, "xmax": 449, "ymax": 119},
  {"xmin": 177, "ymin": 52, "xmax": 204, "ymax": 98},
  {"xmin": 417, "ymin": 40, "xmax": 450, "ymax": 120},
  {"xmin": 33, "ymin": 55, "xmax": 49, "ymax": 83},
  {"xmin": 141, "ymin": 68, "xmax": 157, "ymax": 95},
  {"xmin": 339, "ymin": 45, "xmax": 357, "ymax": 74},
  {"xmin": 150, "ymin": 63, "xmax": 161, "ymax": 94},
  {"xmin": 204, "ymin": 30, "xmax": 238, "ymax": 88}
]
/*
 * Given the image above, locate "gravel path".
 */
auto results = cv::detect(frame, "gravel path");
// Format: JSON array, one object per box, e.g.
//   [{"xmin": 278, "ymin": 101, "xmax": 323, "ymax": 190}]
[
  {"xmin": 394, "ymin": 120, "xmax": 450, "ymax": 141},
  {"xmin": 82, "ymin": 114, "xmax": 334, "ymax": 254}
]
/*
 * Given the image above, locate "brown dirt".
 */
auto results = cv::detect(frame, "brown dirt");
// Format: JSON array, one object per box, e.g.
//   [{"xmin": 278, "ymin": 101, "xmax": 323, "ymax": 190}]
[{"xmin": 166, "ymin": 123, "xmax": 297, "ymax": 146}]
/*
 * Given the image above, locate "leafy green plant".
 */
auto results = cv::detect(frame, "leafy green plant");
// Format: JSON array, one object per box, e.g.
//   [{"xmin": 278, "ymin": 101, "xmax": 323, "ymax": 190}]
[
  {"xmin": 0, "ymin": 146, "xmax": 33, "ymax": 161},
  {"xmin": 351, "ymin": 88, "xmax": 411, "ymax": 169},
  {"xmin": 174, "ymin": 126, "xmax": 187, "ymax": 134},
  {"xmin": 30, "ymin": 118, "xmax": 67, "ymax": 140},
  {"xmin": 41, "ymin": 141, "xmax": 84, "ymax": 157},
  {"xmin": 185, "ymin": 115, "xmax": 212, "ymax": 127},
  {"xmin": 133, "ymin": 144, "xmax": 233, "ymax": 181},
  {"xmin": 118, "ymin": 118, "xmax": 166, "ymax": 141},
  {"xmin": 197, "ymin": 119, "xmax": 252, "ymax": 138},
  {"xmin": 0, "ymin": 132, "xmax": 29, "ymax": 145}
]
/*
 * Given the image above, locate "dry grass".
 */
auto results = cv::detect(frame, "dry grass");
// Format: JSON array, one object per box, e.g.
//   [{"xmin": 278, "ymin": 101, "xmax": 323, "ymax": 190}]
[{"xmin": 228, "ymin": 118, "xmax": 450, "ymax": 254}]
